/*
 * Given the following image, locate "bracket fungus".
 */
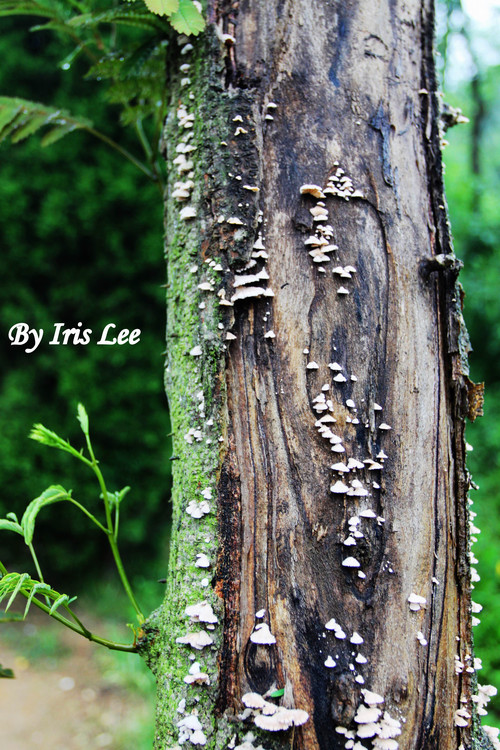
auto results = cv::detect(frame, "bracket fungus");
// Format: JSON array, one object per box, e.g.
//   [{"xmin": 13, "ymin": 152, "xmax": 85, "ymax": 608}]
[
  {"xmin": 407, "ymin": 593, "xmax": 427, "ymax": 612},
  {"xmin": 195, "ymin": 553, "xmax": 210, "ymax": 568},
  {"xmin": 179, "ymin": 205, "xmax": 197, "ymax": 221},
  {"xmin": 185, "ymin": 601, "xmax": 218, "ymax": 625},
  {"xmin": 186, "ymin": 500, "xmax": 211, "ymax": 519},
  {"xmin": 242, "ymin": 693, "xmax": 269, "ymax": 710},
  {"xmin": 250, "ymin": 623, "xmax": 276, "ymax": 645},
  {"xmin": 231, "ymin": 287, "xmax": 274, "ymax": 303},
  {"xmin": 300, "ymin": 184, "xmax": 325, "ymax": 199},
  {"xmin": 331, "ymin": 480, "xmax": 349, "ymax": 494},
  {"xmin": 254, "ymin": 708, "xmax": 309, "ymax": 732}
]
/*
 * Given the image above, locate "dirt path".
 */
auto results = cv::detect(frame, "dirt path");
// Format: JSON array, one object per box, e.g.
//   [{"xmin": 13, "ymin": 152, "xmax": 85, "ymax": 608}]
[{"xmin": 0, "ymin": 613, "xmax": 155, "ymax": 750}]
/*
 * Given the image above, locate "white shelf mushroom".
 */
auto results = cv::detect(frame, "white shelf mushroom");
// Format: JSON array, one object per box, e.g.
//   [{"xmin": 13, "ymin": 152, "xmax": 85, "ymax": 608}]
[
  {"xmin": 250, "ymin": 623, "xmax": 276, "ymax": 645},
  {"xmin": 176, "ymin": 630, "xmax": 214, "ymax": 650}
]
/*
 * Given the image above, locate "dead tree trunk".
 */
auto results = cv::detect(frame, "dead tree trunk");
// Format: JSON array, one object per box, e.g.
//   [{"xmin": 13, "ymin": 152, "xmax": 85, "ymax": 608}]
[{"xmin": 141, "ymin": 1, "xmax": 490, "ymax": 748}]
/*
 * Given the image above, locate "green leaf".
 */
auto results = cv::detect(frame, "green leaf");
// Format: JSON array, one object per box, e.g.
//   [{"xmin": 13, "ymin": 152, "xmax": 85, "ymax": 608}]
[
  {"xmin": 40, "ymin": 123, "xmax": 79, "ymax": 146},
  {"xmin": 69, "ymin": 3, "xmax": 168, "ymax": 32},
  {"xmin": 21, "ymin": 486, "xmax": 72, "ymax": 545},
  {"xmin": 107, "ymin": 486, "xmax": 131, "ymax": 509},
  {"xmin": 0, "ymin": 102, "xmax": 22, "ymax": 133},
  {"xmin": 0, "ymin": 97, "xmax": 92, "ymax": 148},
  {"xmin": 0, "ymin": 571, "xmax": 75, "ymax": 619},
  {"xmin": 168, "ymin": 0, "xmax": 205, "ymax": 35},
  {"xmin": 58, "ymin": 43, "xmax": 84, "ymax": 70},
  {"xmin": 2, "ymin": 573, "xmax": 30, "ymax": 612},
  {"xmin": 29, "ymin": 423, "xmax": 73, "ymax": 453},
  {"xmin": 142, "ymin": 0, "xmax": 178, "ymax": 16},
  {"xmin": 268, "ymin": 688, "xmax": 285, "ymax": 698},
  {"xmin": 49, "ymin": 593, "xmax": 73, "ymax": 614},
  {"xmin": 0, "ymin": 519, "xmax": 23, "ymax": 536},
  {"xmin": 10, "ymin": 113, "xmax": 52, "ymax": 143},
  {"xmin": 49, "ymin": 589, "xmax": 76, "ymax": 615},
  {"xmin": 77, "ymin": 403, "xmax": 89, "ymax": 436},
  {"xmin": 0, "ymin": 664, "xmax": 14, "ymax": 678},
  {"xmin": 24, "ymin": 582, "xmax": 51, "ymax": 618}
]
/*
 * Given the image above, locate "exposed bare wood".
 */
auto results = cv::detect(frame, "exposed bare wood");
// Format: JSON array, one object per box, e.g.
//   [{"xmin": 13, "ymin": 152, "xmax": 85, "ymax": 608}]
[{"xmin": 150, "ymin": 1, "xmax": 488, "ymax": 748}]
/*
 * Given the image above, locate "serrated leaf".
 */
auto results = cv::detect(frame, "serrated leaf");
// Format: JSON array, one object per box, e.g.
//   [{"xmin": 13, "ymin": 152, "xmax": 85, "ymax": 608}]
[
  {"xmin": 2, "ymin": 573, "xmax": 30, "ymax": 612},
  {"xmin": 0, "ymin": 97, "xmax": 92, "ymax": 148},
  {"xmin": 0, "ymin": 102, "xmax": 22, "ymax": 133},
  {"xmin": 168, "ymin": 0, "xmax": 205, "ymax": 35},
  {"xmin": 40, "ymin": 123, "xmax": 78, "ymax": 146},
  {"xmin": 49, "ymin": 593, "xmax": 71, "ymax": 614},
  {"xmin": 21, "ymin": 485, "xmax": 72, "ymax": 545},
  {"xmin": 0, "ymin": 519, "xmax": 23, "ymax": 536},
  {"xmin": 24, "ymin": 582, "xmax": 51, "ymax": 618},
  {"xmin": 29, "ymin": 422, "xmax": 72, "ymax": 451},
  {"xmin": 70, "ymin": 5, "xmax": 167, "ymax": 32},
  {"xmin": 0, "ymin": 571, "xmax": 74, "ymax": 619},
  {"xmin": 58, "ymin": 43, "xmax": 84, "ymax": 70},
  {"xmin": 121, "ymin": 35, "xmax": 164, "ymax": 78},
  {"xmin": 142, "ymin": 0, "xmax": 178, "ymax": 16},
  {"xmin": 77, "ymin": 403, "xmax": 89, "ymax": 436},
  {"xmin": 10, "ymin": 113, "xmax": 51, "ymax": 143}
]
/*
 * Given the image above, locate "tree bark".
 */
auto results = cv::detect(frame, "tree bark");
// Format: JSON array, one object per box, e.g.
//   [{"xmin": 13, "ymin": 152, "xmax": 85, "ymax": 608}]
[{"xmin": 142, "ymin": 1, "xmax": 490, "ymax": 748}]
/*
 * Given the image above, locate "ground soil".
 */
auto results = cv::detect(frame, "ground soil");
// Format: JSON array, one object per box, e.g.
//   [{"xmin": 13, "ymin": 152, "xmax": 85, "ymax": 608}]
[{"xmin": 0, "ymin": 610, "xmax": 155, "ymax": 750}]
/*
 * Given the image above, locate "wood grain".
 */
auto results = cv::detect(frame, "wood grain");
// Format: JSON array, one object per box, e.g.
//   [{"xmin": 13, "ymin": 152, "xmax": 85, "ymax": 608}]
[{"xmin": 209, "ymin": 1, "xmax": 474, "ymax": 747}]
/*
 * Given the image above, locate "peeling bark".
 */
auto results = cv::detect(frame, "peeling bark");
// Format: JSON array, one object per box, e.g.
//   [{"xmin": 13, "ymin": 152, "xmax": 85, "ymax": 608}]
[{"xmin": 146, "ymin": 2, "xmax": 492, "ymax": 748}]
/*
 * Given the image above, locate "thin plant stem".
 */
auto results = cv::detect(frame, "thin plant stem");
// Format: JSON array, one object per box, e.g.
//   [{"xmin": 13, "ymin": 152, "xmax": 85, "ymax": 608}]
[
  {"xmin": 28, "ymin": 543, "xmax": 51, "ymax": 607},
  {"xmin": 83, "ymin": 432, "xmax": 144, "ymax": 623},
  {"xmin": 67, "ymin": 497, "xmax": 108, "ymax": 534},
  {"xmin": 26, "ymin": 594, "xmax": 136, "ymax": 652},
  {"xmin": 28, "ymin": 544, "xmax": 44, "ymax": 583},
  {"xmin": 85, "ymin": 127, "xmax": 157, "ymax": 182}
]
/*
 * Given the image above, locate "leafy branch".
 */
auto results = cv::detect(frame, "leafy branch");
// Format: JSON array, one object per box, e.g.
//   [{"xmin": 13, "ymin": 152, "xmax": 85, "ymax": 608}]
[
  {"xmin": 0, "ymin": 404, "xmax": 143, "ymax": 653},
  {"xmin": 0, "ymin": 0, "xmax": 206, "ymax": 188},
  {"xmin": 0, "ymin": 97, "xmax": 157, "ymax": 180}
]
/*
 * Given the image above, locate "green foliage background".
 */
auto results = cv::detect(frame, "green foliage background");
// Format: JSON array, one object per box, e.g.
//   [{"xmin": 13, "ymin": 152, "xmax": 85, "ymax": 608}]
[
  {"xmin": 439, "ymin": 3, "xmax": 500, "ymax": 725},
  {"xmin": 0, "ymin": 15, "xmax": 171, "ymax": 585}
]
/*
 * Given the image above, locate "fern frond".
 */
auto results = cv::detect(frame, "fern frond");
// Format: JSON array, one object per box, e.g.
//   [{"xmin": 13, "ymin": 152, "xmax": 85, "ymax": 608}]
[
  {"xmin": 0, "ymin": 0, "xmax": 71, "ymax": 20},
  {"xmin": 121, "ymin": 35, "xmax": 165, "ymax": 77},
  {"xmin": 69, "ymin": 2, "xmax": 170, "ymax": 32},
  {"xmin": 0, "ymin": 97, "xmax": 93, "ymax": 147},
  {"xmin": 85, "ymin": 44, "xmax": 166, "ymax": 127}
]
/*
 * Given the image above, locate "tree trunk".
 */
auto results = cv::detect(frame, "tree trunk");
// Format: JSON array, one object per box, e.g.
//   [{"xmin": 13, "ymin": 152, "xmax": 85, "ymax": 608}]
[{"xmin": 141, "ymin": 1, "xmax": 490, "ymax": 748}]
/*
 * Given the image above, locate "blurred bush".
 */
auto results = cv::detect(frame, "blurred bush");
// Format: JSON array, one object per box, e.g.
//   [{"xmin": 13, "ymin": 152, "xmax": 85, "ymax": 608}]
[{"xmin": 0, "ymin": 17, "xmax": 171, "ymax": 585}]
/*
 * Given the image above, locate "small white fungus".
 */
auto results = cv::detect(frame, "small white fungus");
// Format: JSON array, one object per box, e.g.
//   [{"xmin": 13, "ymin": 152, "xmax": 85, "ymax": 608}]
[{"xmin": 250, "ymin": 623, "xmax": 276, "ymax": 645}]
